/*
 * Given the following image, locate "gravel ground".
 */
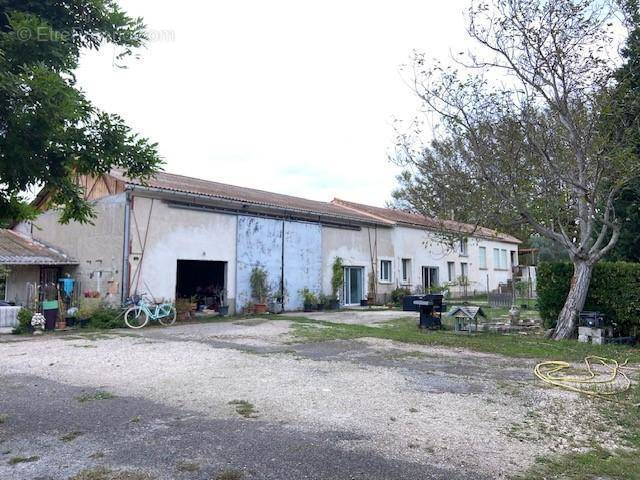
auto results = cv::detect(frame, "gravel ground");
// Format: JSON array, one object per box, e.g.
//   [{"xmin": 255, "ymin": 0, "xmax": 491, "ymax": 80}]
[{"xmin": 0, "ymin": 314, "xmax": 625, "ymax": 479}]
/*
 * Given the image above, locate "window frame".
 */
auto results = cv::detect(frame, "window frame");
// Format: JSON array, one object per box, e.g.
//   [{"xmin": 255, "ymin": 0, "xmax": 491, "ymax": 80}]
[
  {"xmin": 478, "ymin": 246, "xmax": 487, "ymax": 270},
  {"xmin": 379, "ymin": 259, "xmax": 392, "ymax": 283},
  {"xmin": 401, "ymin": 258, "xmax": 411, "ymax": 284},
  {"xmin": 447, "ymin": 261, "xmax": 456, "ymax": 282},
  {"xmin": 459, "ymin": 238, "xmax": 469, "ymax": 257}
]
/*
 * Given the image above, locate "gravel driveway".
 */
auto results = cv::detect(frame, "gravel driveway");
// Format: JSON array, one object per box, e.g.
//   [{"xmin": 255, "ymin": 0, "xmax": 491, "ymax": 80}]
[{"xmin": 0, "ymin": 314, "xmax": 621, "ymax": 480}]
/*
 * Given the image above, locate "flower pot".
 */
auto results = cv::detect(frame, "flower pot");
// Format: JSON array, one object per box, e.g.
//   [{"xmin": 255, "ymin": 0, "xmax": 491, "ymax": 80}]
[
  {"xmin": 254, "ymin": 303, "xmax": 268, "ymax": 314},
  {"xmin": 66, "ymin": 317, "xmax": 76, "ymax": 327},
  {"xmin": 360, "ymin": 299, "xmax": 368, "ymax": 307},
  {"xmin": 303, "ymin": 303, "xmax": 315, "ymax": 312},
  {"xmin": 55, "ymin": 320, "xmax": 67, "ymax": 330},
  {"xmin": 329, "ymin": 300, "xmax": 340, "ymax": 310},
  {"xmin": 218, "ymin": 305, "xmax": 229, "ymax": 316},
  {"xmin": 316, "ymin": 303, "xmax": 325, "ymax": 311}
]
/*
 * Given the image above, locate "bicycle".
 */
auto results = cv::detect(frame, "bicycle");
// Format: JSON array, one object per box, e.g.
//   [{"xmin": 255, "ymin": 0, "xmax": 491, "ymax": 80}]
[{"xmin": 124, "ymin": 295, "xmax": 177, "ymax": 329}]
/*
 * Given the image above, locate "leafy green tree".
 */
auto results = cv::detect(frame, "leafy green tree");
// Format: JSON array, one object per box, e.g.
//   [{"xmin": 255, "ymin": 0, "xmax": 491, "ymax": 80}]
[
  {"xmin": 607, "ymin": 0, "xmax": 640, "ymax": 262},
  {"xmin": 0, "ymin": 0, "xmax": 162, "ymax": 225},
  {"xmin": 393, "ymin": 0, "xmax": 640, "ymax": 339}
]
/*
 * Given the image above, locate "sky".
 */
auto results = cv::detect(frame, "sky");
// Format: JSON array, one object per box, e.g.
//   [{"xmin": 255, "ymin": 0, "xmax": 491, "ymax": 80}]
[{"xmin": 76, "ymin": 0, "xmax": 469, "ymax": 207}]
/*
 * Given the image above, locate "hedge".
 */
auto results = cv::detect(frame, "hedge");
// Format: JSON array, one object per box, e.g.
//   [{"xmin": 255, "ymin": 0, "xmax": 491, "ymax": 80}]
[{"xmin": 538, "ymin": 261, "xmax": 640, "ymax": 333}]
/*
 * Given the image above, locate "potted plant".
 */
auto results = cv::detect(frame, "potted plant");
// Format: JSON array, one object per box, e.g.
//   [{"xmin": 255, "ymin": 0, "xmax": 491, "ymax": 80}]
[
  {"xmin": 250, "ymin": 267, "xmax": 269, "ymax": 314},
  {"xmin": 318, "ymin": 294, "xmax": 329, "ymax": 311},
  {"xmin": 300, "ymin": 288, "xmax": 318, "ymax": 312},
  {"xmin": 330, "ymin": 257, "xmax": 344, "ymax": 309},
  {"xmin": 176, "ymin": 297, "xmax": 195, "ymax": 321}
]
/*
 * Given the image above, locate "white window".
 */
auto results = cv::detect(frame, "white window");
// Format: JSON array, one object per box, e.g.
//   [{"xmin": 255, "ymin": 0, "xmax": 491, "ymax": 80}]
[
  {"xmin": 401, "ymin": 258, "xmax": 411, "ymax": 283},
  {"xmin": 493, "ymin": 248, "xmax": 500, "ymax": 269},
  {"xmin": 460, "ymin": 262, "xmax": 469, "ymax": 282},
  {"xmin": 479, "ymin": 247, "xmax": 487, "ymax": 269},
  {"xmin": 459, "ymin": 238, "xmax": 468, "ymax": 256},
  {"xmin": 500, "ymin": 249, "xmax": 508, "ymax": 270},
  {"xmin": 380, "ymin": 260, "xmax": 392, "ymax": 283},
  {"xmin": 447, "ymin": 262, "xmax": 455, "ymax": 282}
]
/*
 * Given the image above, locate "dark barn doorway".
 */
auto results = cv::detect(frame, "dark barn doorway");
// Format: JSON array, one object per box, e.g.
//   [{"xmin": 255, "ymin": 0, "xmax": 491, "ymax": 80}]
[{"xmin": 176, "ymin": 260, "xmax": 227, "ymax": 309}]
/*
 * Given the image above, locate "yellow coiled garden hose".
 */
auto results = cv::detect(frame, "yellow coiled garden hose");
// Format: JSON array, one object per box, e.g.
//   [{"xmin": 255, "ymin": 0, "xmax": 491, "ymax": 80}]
[{"xmin": 534, "ymin": 356, "xmax": 639, "ymax": 402}]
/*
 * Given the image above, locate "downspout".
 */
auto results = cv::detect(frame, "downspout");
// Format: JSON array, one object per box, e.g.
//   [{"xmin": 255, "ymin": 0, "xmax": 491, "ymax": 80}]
[
  {"xmin": 121, "ymin": 188, "xmax": 132, "ymax": 303},
  {"xmin": 234, "ymin": 215, "xmax": 239, "ymax": 314},
  {"xmin": 281, "ymin": 217, "xmax": 285, "ymax": 312}
]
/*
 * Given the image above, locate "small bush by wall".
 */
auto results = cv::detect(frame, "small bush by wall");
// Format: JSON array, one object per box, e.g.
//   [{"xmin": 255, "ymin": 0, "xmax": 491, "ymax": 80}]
[{"xmin": 538, "ymin": 261, "xmax": 640, "ymax": 333}]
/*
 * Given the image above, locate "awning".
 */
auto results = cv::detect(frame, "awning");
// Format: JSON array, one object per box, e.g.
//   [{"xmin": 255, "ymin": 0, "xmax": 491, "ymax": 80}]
[{"xmin": 0, "ymin": 229, "xmax": 78, "ymax": 266}]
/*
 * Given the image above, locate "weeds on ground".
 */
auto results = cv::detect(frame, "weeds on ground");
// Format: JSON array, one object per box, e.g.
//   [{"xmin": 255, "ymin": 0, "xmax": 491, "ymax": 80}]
[
  {"xmin": 0, "ymin": 414, "xmax": 7, "ymax": 424},
  {"xmin": 215, "ymin": 469, "xmax": 244, "ymax": 480},
  {"xmin": 176, "ymin": 460, "xmax": 200, "ymax": 472},
  {"xmin": 8, "ymin": 455, "xmax": 39, "ymax": 465},
  {"xmin": 60, "ymin": 431, "xmax": 84, "ymax": 442},
  {"xmin": 228, "ymin": 400, "xmax": 258, "ymax": 418},
  {"xmin": 69, "ymin": 467, "xmax": 153, "ymax": 480},
  {"xmin": 517, "ymin": 385, "xmax": 640, "ymax": 479},
  {"xmin": 75, "ymin": 390, "xmax": 116, "ymax": 403}
]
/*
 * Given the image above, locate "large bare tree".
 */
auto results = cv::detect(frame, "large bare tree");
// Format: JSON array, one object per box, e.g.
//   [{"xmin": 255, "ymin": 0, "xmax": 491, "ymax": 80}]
[{"xmin": 393, "ymin": 0, "xmax": 640, "ymax": 339}]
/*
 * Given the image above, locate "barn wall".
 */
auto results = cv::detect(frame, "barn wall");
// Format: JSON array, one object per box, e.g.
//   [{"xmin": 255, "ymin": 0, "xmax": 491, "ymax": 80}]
[
  {"xmin": 5, "ymin": 265, "xmax": 39, "ymax": 306},
  {"xmin": 129, "ymin": 197, "xmax": 237, "ymax": 311},
  {"xmin": 236, "ymin": 216, "xmax": 323, "ymax": 312}
]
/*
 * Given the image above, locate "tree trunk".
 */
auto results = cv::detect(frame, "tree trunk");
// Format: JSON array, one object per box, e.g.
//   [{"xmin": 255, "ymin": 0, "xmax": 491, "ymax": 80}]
[{"xmin": 552, "ymin": 261, "xmax": 593, "ymax": 340}]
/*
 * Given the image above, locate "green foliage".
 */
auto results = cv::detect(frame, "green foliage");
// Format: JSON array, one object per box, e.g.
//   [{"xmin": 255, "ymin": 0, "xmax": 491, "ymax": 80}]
[
  {"xmin": 538, "ymin": 262, "xmax": 640, "ymax": 333},
  {"xmin": 299, "ymin": 288, "xmax": 318, "ymax": 306},
  {"xmin": 391, "ymin": 287, "xmax": 411, "ymax": 305},
  {"xmin": 0, "ymin": 0, "xmax": 162, "ymax": 224},
  {"xmin": 11, "ymin": 307, "xmax": 33, "ymax": 334},
  {"xmin": 87, "ymin": 307, "xmax": 124, "ymax": 329},
  {"xmin": 249, "ymin": 267, "xmax": 268, "ymax": 303},
  {"xmin": 330, "ymin": 257, "xmax": 344, "ymax": 297}
]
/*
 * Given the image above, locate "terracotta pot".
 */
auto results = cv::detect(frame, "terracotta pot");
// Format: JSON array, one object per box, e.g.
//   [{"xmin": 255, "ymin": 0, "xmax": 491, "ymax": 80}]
[
  {"xmin": 55, "ymin": 321, "xmax": 66, "ymax": 330},
  {"xmin": 254, "ymin": 303, "xmax": 268, "ymax": 314}
]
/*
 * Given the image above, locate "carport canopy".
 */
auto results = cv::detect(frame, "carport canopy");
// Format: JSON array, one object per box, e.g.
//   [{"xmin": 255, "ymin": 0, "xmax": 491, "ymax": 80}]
[{"xmin": 0, "ymin": 229, "xmax": 78, "ymax": 266}]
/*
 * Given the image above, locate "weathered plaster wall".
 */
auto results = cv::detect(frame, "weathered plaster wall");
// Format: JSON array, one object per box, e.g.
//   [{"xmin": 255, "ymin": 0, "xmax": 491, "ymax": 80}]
[
  {"xmin": 129, "ymin": 197, "xmax": 237, "ymax": 311},
  {"xmin": 236, "ymin": 216, "xmax": 322, "ymax": 312},
  {"xmin": 19, "ymin": 194, "xmax": 125, "ymax": 300},
  {"xmin": 283, "ymin": 221, "xmax": 322, "ymax": 310},
  {"xmin": 5, "ymin": 266, "xmax": 39, "ymax": 305}
]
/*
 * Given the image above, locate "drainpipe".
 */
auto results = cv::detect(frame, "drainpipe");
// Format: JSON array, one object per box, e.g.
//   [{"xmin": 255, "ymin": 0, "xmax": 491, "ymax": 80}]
[
  {"xmin": 121, "ymin": 189, "xmax": 132, "ymax": 303},
  {"xmin": 281, "ymin": 217, "xmax": 285, "ymax": 311}
]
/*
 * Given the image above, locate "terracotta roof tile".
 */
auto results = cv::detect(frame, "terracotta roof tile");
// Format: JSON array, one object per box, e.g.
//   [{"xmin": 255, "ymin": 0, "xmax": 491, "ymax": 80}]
[
  {"xmin": 331, "ymin": 199, "xmax": 521, "ymax": 244},
  {"xmin": 111, "ymin": 170, "xmax": 393, "ymax": 226}
]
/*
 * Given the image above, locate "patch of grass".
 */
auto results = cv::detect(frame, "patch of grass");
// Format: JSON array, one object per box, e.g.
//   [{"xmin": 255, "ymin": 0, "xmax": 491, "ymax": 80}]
[
  {"xmin": 88, "ymin": 452, "xmax": 105, "ymax": 459},
  {"xmin": 228, "ymin": 400, "xmax": 258, "ymax": 418},
  {"xmin": 69, "ymin": 467, "xmax": 153, "ymax": 480},
  {"xmin": 75, "ymin": 390, "xmax": 116, "ymax": 403},
  {"xmin": 130, "ymin": 416, "xmax": 141, "ymax": 423},
  {"xmin": 215, "ymin": 469, "xmax": 244, "ymax": 480},
  {"xmin": 0, "ymin": 414, "xmax": 7, "ymax": 424},
  {"xmin": 8, "ymin": 455, "xmax": 39, "ymax": 465},
  {"xmin": 73, "ymin": 344, "xmax": 98, "ymax": 348},
  {"xmin": 176, "ymin": 460, "xmax": 200, "ymax": 472},
  {"xmin": 60, "ymin": 431, "xmax": 84, "ymax": 442},
  {"xmin": 285, "ymin": 316, "xmax": 640, "ymax": 363}
]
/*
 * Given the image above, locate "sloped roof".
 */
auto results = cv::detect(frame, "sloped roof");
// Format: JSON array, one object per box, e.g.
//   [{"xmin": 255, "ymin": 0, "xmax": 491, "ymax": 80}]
[
  {"xmin": 331, "ymin": 199, "xmax": 521, "ymax": 244},
  {"xmin": 110, "ymin": 170, "xmax": 392, "ymax": 227},
  {"xmin": 446, "ymin": 306, "xmax": 487, "ymax": 320},
  {"xmin": 0, "ymin": 230, "xmax": 78, "ymax": 266}
]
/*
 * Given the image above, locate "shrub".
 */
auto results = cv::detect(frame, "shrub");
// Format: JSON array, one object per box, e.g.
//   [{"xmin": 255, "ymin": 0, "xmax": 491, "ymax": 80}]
[
  {"xmin": 12, "ymin": 307, "xmax": 33, "ymax": 334},
  {"xmin": 391, "ymin": 287, "xmax": 411, "ymax": 305},
  {"xmin": 249, "ymin": 267, "xmax": 268, "ymax": 303},
  {"xmin": 87, "ymin": 307, "xmax": 124, "ymax": 329},
  {"xmin": 331, "ymin": 257, "xmax": 344, "ymax": 298},
  {"xmin": 537, "ymin": 261, "xmax": 640, "ymax": 333},
  {"xmin": 299, "ymin": 288, "xmax": 318, "ymax": 306}
]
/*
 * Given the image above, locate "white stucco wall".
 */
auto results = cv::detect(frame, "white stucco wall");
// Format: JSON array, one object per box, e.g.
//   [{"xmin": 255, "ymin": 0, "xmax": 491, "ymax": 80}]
[
  {"xmin": 129, "ymin": 197, "xmax": 237, "ymax": 310},
  {"xmin": 17, "ymin": 194, "xmax": 125, "ymax": 300}
]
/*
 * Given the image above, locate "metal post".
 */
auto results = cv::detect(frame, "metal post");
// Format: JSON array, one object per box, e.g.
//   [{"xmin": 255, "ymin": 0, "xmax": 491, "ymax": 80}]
[{"xmin": 121, "ymin": 190, "xmax": 132, "ymax": 303}]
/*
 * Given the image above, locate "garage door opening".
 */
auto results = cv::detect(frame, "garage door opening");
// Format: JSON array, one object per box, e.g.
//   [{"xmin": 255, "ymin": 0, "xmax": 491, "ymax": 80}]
[{"xmin": 176, "ymin": 260, "xmax": 227, "ymax": 310}]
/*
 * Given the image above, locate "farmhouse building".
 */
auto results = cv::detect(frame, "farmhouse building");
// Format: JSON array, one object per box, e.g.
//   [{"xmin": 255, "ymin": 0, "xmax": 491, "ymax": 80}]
[{"xmin": 5, "ymin": 170, "xmax": 520, "ymax": 313}]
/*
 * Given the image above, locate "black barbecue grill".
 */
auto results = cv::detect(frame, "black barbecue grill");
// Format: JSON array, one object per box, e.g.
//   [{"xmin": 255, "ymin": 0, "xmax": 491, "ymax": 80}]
[{"xmin": 579, "ymin": 311, "xmax": 606, "ymax": 329}]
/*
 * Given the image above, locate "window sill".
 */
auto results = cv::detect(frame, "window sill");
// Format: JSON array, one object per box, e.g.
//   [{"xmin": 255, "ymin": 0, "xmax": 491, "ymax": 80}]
[
  {"xmin": 494, "ymin": 268, "xmax": 509, "ymax": 271},
  {"xmin": 479, "ymin": 267, "xmax": 488, "ymax": 271},
  {"xmin": 379, "ymin": 280, "xmax": 393, "ymax": 285}
]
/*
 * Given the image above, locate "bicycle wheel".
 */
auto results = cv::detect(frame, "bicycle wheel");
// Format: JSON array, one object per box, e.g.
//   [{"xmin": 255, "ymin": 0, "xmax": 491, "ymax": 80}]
[
  {"xmin": 124, "ymin": 307, "xmax": 149, "ymax": 329},
  {"xmin": 158, "ymin": 305, "xmax": 177, "ymax": 326}
]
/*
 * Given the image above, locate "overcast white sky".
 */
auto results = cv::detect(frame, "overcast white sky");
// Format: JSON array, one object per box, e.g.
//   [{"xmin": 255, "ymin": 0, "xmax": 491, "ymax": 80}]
[{"xmin": 76, "ymin": 0, "xmax": 468, "ymax": 206}]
